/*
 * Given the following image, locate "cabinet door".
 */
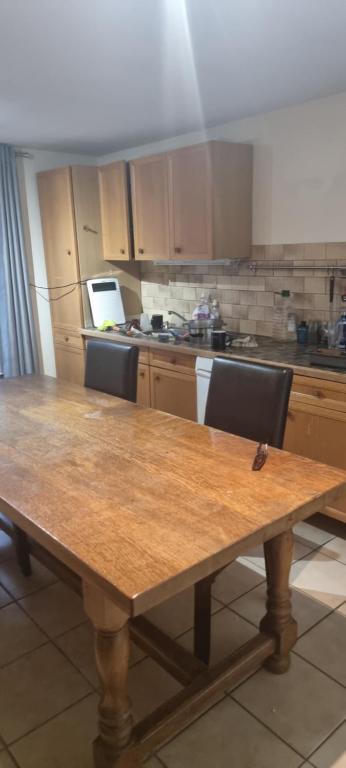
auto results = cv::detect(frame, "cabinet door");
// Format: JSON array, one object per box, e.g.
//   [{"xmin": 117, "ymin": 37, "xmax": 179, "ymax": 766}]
[
  {"xmin": 98, "ymin": 161, "xmax": 131, "ymax": 261},
  {"xmin": 284, "ymin": 399, "xmax": 346, "ymax": 522},
  {"xmin": 130, "ymin": 154, "xmax": 170, "ymax": 260},
  {"xmin": 150, "ymin": 366, "xmax": 196, "ymax": 421},
  {"xmin": 71, "ymin": 166, "xmax": 103, "ymax": 277},
  {"xmin": 169, "ymin": 144, "xmax": 212, "ymax": 260},
  {"xmin": 37, "ymin": 167, "xmax": 82, "ymax": 329},
  {"xmin": 137, "ymin": 363, "xmax": 151, "ymax": 407},
  {"xmin": 55, "ymin": 344, "xmax": 85, "ymax": 385}
]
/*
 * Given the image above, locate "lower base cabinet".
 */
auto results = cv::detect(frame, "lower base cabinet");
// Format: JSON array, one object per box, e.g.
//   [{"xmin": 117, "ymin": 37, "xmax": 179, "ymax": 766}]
[
  {"xmin": 150, "ymin": 366, "xmax": 197, "ymax": 421},
  {"xmin": 284, "ymin": 374, "xmax": 346, "ymax": 522},
  {"xmin": 137, "ymin": 363, "xmax": 151, "ymax": 407},
  {"xmin": 55, "ymin": 344, "xmax": 85, "ymax": 386}
]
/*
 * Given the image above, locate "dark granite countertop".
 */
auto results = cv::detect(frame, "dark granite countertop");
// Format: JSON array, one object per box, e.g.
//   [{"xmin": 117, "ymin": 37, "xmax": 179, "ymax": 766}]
[{"xmin": 81, "ymin": 328, "xmax": 346, "ymax": 383}]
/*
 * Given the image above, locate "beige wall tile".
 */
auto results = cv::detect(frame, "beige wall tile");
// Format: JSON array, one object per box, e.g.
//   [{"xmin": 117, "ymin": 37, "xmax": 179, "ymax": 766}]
[
  {"xmin": 304, "ymin": 277, "xmax": 327, "ymax": 294},
  {"xmin": 256, "ymin": 291, "xmax": 274, "ymax": 307},
  {"xmin": 256, "ymin": 321, "xmax": 273, "ymax": 336},
  {"xmin": 240, "ymin": 291, "xmax": 258, "ymax": 305},
  {"xmin": 325, "ymin": 242, "xmax": 346, "ymax": 261},
  {"xmin": 248, "ymin": 306, "xmax": 265, "ymax": 321},
  {"xmin": 240, "ymin": 320, "xmax": 256, "ymax": 334},
  {"xmin": 304, "ymin": 243, "xmax": 326, "ymax": 260}
]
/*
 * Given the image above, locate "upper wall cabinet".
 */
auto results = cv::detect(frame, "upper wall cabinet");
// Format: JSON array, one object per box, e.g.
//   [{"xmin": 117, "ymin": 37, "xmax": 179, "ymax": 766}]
[
  {"xmin": 130, "ymin": 153, "xmax": 171, "ymax": 260},
  {"xmin": 98, "ymin": 161, "xmax": 132, "ymax": 261},
  {"xmin": 130, "ymin": 141, "xmax": 253, "ymax": 261},
  {"xmin": 169, "ymin": 144, "xmax": 212, "ymax": 259}
]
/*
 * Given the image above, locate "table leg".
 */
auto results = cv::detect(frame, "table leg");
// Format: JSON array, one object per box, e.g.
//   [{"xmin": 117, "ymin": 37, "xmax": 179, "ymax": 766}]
[
  {"xmin": 83, "ymin": 583, "xmax": 133, "ymax": 767},
  {"xmin": 259, "ymin": 530, "xmax": 297, "ymax": 674}
]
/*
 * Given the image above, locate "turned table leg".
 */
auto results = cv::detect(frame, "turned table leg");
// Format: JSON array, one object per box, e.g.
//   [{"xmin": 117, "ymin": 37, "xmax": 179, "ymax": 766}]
[
  {"xmin": 84, "ymin": 583, "xmax": 133, "ymax": 767},
  {"xmin": 259, "ymin": 530, "xmax": 297, "ymax": 674}
]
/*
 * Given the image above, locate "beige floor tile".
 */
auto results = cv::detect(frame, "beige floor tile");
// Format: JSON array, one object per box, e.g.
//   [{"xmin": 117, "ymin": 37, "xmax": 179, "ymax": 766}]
[
  {"xmin": 145, "ymin": 759, "xmax": 163, "ymax": 768},
  {"xmin": 0, "ymin": 643, "xmax": 91, "ymax": 743},
  {"xmin": 295, "ymin": 611, "xmax": 346, "ymax": 685},
  {"xmin": 309, "ymin": 722, "xmax": 346, "ymax": 768},
  {"xmin": 0, "ymin": 752, "xmax": 17, "ymax": 767},
  {"xmin": 19, "ymin": 581, "xmax": 86, "ymax": 638},
  {"xmin": 10, "ymin": 693, "xmax": 98, "ymax": 768},
  {"xmin": 212, "ymin": 559, "xmax": 265, "ymax": 605},
  {"xmin": 178, "ymin": 607, "xmax": 258, "ymax": 664},
  {"xmin": 0, "ymin": 586, "xmax": 12, "ymax": 609},
  {"xmin": 233, "ymin": 654, "xmax": 346, "ymax": 758},
  {"xmin": 0, "ymin": 556, "xmax": 56, "ymax": 599},
  {"xmin": 293, "ymin": 522, "xmax": 334, "ymax": 548},
  {"xmin": 144, "ymin": 586, "xmax": 222, "ymax": 638},
  {"xmin": 159, "ymin": 697, "xmax": 302, "ymax": 767},
  {"xmin": 243, "ymin": 539, "xmax": 315, "ymax": 572},
  {"xmin": 320, "ymin": 536, "xmax": 346, "ymax": 565},
  {"xmin": 231, "ymin": 582, "xmax": 331, "ymax": 636},
  {"xmin": 0, "ymin": 603, "xmax": 46, "ymax": 667},
  {"xmin": 56, "ymin": 621, "xmax": 144, "ymax": 687},
  {"xmin": 129, "ymin": 657, "xmax": 182, "ymax": 722},
  {"xmin": 0, "ymin": 531, "xmax": 13, "ymax": 563},
  {"xmin": 290, "ymin": 551, "xmax": 346, "ymax": 609}
]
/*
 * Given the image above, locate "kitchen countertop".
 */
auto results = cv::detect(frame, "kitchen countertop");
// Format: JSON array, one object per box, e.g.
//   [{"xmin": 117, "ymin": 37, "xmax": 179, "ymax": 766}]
[{"xmin": 81, "ymin": 327, "xmax": 346, "ymax": 384}]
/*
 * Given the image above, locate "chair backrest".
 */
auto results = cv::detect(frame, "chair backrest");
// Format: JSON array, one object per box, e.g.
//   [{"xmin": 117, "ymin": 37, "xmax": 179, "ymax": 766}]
[
  {"xmin": 205, "ymin": 357, "xmax": 293, "ymax": 449},
  {"xmin": 84, "ymin": 340, "xmax": 139, "ymax": 402}
]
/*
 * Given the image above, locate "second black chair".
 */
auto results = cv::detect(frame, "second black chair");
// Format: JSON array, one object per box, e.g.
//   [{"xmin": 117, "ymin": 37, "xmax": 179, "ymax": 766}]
[
  {"xmin": 84, "ymin": 339, "xmax": 139, "ymax": 402},
  {"xmin": 194, "ymin": 356, "xmax": 293, "ymax": 665}
]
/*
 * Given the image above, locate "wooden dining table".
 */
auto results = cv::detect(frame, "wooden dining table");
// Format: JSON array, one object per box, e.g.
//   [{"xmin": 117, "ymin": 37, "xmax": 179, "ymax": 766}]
[{"xmin": 0, "ymin": 375, "xmax": 345, "ymax": 767}]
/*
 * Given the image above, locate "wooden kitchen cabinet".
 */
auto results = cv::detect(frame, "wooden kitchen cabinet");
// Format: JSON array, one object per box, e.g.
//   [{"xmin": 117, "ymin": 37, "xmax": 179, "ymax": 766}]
[
  {"xmin": 169, "ymin": 144, "xmax": 212, "ymax": 259},
  {"xmin": 284, "ymin": 374, "xmax": 346, "ymax": 522},
  {"xmin": 37, "ymin": 165, "xmax": 101, "ymax": 385},
  {"xmin": 55, "ymin": 344, "xmax": 85, "ymax": 386},
  {"xmin": 150, "ymin": 366, "xmax": 196, "ymax": 421},
  {"xmin": 98, "ymin": 161, "xmax": 132, "ymax": 261},
  {"xmin": 137, "ymin": 363, "xmax": 151, "ymax": 407},
  {"xmin": 130, "ymin": 141, "xmax": 252, "ymax": 261},
  {"xmin": 130, "ymin": 153, "xmax": 170, "ymax": 260}
]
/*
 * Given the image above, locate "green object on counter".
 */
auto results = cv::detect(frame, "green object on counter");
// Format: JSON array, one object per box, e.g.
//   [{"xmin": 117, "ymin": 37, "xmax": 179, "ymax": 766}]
[{"xmin": 97, "ymin": 320, "xmax": 116, "ymax": 331}]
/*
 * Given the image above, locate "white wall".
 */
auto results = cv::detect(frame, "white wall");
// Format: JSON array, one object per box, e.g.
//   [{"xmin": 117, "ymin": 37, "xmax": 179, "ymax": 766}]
[
  {"xmin": 18, "ymin": 150, "xmax": 96, "ymax": 375},
  {"xmin": 99, "ymin": 90, "xmax": 346, "ymax": 246}
]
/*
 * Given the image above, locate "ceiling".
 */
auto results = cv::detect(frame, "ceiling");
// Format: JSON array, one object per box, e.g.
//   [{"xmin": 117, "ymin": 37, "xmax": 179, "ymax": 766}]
[{"xmin": 2, "ymin": 0, "xmax": 346, "ymax": 155}]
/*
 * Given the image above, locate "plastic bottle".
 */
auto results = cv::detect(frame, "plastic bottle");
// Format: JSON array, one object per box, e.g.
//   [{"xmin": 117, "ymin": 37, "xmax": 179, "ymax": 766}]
[
  {"xmin": 296, "ymin": 320, "xmax": 309, "ymax": 344},
  {"xmin": 273, "ymin": 290, "xmax": 296, "ymax": 341},
  {"xmin": 192, "ymin": 294, "xmax": 210, "ymax": 321}
]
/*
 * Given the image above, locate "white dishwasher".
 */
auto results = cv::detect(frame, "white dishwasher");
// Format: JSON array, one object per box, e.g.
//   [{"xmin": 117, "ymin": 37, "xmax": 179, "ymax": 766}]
[{"xmin": 195, "ymin": 356, "xmax": 214, "ymax": 424}]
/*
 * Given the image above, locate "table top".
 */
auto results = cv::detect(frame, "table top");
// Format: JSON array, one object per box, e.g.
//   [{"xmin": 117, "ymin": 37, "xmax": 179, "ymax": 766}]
[{"xmin": 0, "ymin": 375, "xmax": 345, "ymax": 616}]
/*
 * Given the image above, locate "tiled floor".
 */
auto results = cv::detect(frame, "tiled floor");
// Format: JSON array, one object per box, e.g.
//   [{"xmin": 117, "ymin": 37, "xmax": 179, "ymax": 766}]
[{"xmin": 0, "ymin": 518, "xmax": 345, "ymax": 767}]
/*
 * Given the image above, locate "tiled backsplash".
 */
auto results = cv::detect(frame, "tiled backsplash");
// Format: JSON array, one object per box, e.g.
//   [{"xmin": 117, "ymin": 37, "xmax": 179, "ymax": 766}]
[{"xmin": 140, "ymin": 243, "xmax": 346, "ymax": 337}]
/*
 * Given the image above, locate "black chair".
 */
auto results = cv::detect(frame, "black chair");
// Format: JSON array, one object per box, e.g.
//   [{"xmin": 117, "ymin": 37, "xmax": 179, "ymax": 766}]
[
  {"xmin": 84, "ymin": 340, "xmax": 139, "ymax": 402},
  {"xmin": 194, "ymin": 357, "xmax": 293, "ymax": 665}
]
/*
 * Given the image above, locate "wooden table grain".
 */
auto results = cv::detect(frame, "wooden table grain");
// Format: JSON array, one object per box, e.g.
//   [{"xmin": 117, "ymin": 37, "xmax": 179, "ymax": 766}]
[{"xmin": 1, "ymin": 375, "xmax": 345, "ymax": 767}]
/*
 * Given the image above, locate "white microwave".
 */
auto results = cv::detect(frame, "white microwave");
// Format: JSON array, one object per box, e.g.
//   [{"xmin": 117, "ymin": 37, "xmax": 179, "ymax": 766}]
[{"xmin": 87, "ymin": 277, "xmax": 126, "ymax": 327}]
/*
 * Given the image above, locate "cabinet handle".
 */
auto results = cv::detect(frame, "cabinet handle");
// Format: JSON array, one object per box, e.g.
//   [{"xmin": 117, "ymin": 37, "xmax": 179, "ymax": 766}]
[
  {"xmin": 67, "ymin": 249, "xmax": 71, "ymax": 255},
  {"xmin": 287, "ymin": 410, "xmax": 295, "ymax": 421},
  {"xmin": 139, "ymin": 371, "xmax": 145, "ymax": 378},
  {"xmin": 171, "ymin": 358, "xmax": 177, "ymax": 365},
  {"xmin": 120, "ymin": 248, "xmax": 125, "ymax": 255},
  {"xmin": 65, "ymin": 336, "xmax": 69, "ymax": 342},
  {"xmin": 138, "ymin": 248, "xmax": 144, "ymax": 254},
  {"xmin": 154, "ymin": 375, "xmax": 160, "ymax": 381},
  {"xmin": 174, "ymin": 246, "xmax": 182, "ymax": 254},
  {"xmin": 315, "ymin": 389, "xmax": 325, "ymax": 399},
  {"xmin": 83, "ymin": 224, "xmax": 98, "ymax": 235}
]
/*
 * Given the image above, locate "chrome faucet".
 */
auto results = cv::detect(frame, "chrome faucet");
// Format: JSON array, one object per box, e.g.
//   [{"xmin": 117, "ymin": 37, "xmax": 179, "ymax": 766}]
[{"xmin": 168, "ymin": 310, "xmax": 188, "ymax": 325}]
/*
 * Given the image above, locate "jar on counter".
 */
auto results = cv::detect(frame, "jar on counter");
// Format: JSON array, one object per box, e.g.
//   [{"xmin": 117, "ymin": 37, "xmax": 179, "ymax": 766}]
[{"xmin": 273, "ymin": 290, "xmax": 296, "ymax": 341}]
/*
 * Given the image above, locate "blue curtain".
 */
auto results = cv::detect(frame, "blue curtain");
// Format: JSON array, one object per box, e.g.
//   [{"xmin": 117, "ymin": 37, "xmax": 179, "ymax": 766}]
[{"xmin": 0, "ymin": 144, "xmax": 38, "ymax": 376}]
